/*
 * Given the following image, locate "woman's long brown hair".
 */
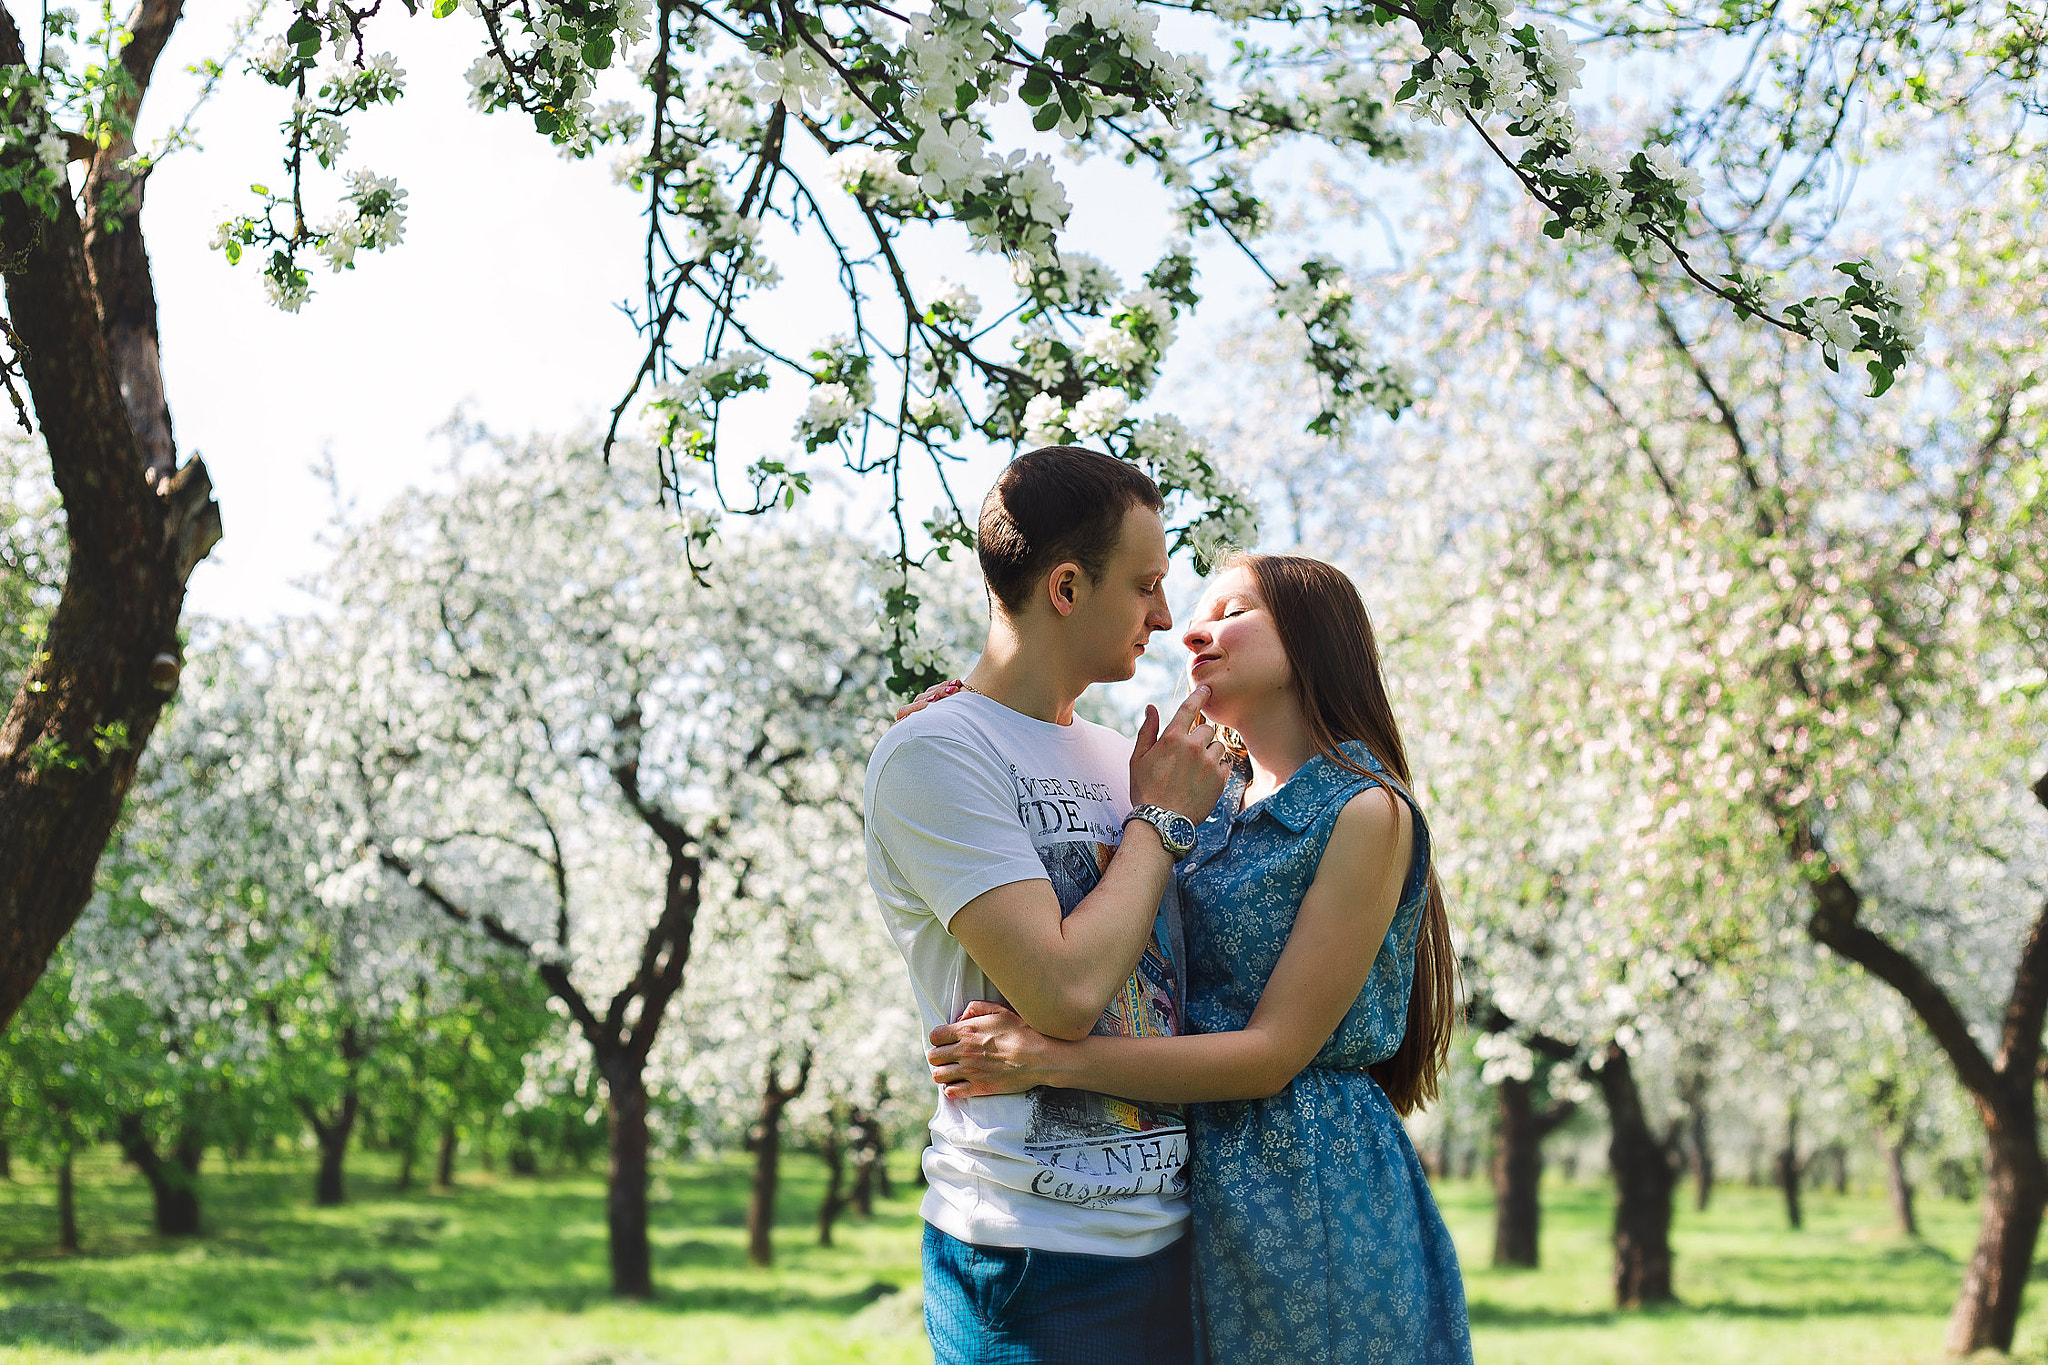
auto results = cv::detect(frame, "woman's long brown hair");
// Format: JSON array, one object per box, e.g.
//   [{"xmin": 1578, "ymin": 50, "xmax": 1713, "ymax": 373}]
[{"xmin": 1233, "ymin": 552, "xmax": 1460, "ymax": 1116}]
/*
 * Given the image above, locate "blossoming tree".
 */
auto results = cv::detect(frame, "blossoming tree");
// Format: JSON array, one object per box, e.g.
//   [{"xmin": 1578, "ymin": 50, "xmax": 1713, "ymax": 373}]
[
  {"xmin": 0, "ymin": 0, "xmax": 1938, "ymax": 1030},
  {"xmin": 298, "ymin": 434, "xmax": 894, "ymax": 1296},
  {"xmin": 1335, "ymin": 138, "xmax": 2047, "ymax": 1346}
]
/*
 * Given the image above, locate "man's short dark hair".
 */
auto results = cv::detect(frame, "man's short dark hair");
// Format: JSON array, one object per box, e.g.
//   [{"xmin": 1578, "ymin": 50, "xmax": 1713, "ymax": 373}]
[{"xmin": 977, "ymin": 446, "xmax": 1164, "ymax": 614}]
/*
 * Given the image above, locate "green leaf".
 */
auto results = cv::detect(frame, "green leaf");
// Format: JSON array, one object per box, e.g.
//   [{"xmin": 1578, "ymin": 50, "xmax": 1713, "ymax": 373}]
[
  {"xmin": 224, "ymin": 240, "xmax": 242, "ymax": 264},
  {"xmin": 1032, "ymin": 102, "xmax": 1061, "ymax": 132},
  {"xmin": 432, "ymin": 0, "xmax": 460, "ymax": 14},
  {"xmin": 581, "ymin": 35, "xmax": 615, "ymax": 68},
  {"xmin": 534, "ymin": 109, "xmax": 560, "ymax": 134},
  {"xmin": 250, "ymin": 183, "xmax": 270, "ymax": 196},
  {"xmin": 1020, "ymin": 66, "xmax": 1051, "ymax": 106},
  {"xmin": 286, "ymin": 16, "xmax": 321, "ymax": 45}
]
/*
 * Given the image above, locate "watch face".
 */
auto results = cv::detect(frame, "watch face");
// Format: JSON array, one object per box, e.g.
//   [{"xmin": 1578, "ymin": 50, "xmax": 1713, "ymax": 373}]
[{"xmin": 1164, "ymin": 812, "xmax": 1198, "ymax": 851}]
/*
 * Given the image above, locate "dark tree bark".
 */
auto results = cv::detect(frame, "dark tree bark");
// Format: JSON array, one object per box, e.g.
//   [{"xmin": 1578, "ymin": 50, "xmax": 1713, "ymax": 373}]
[
  {"xmin": 310, "ymin": 1100, "xmax": 357, "ymax": 1208},
  {"xmin": 436, "ymin": 1120, "xmax": 459, "ymax": 1189},
  {"xmin": 1797, "ymin": 779, "xmax": 2048, "ymax": 1356},
  {"xmin": 1491, "ymin": 1074, "xmax": 1576, "ymax": 1268},
  {"xmin": 115, "ymin": 1113, "xmax": 203, "ymax": 1236},
  {"xmin": 284, "ymin": 1020, "xmax": 366, "ymax": 1208},
  {"xmin": 56, "ymin": 1147, "xmax": 78, "ymax": 1251},
  {"xmin": 1774, "ymin": 1106, "xmax": 1803, "ymax": 1230},
  {"xmin": 601, "ymin": 1055, "xmax": 652, "ymax": 1299},
  {"xmin": 1885, "ymin": 1138, "xmax": 1918, "ymax": 1238},
  {"xmin": 817, "ymin": 1109, "xmax": 850, "ymax": 1248},
  {"xmin": 850, "ymin": 1105, "xmax": 887, "ymax": 1218},
  {"xmin": 744, "ymin": 1048, "xmax": 811, "ymax": 1269},
  {"xmin": 395, "ymin": 1139, "xmax": 417, "ymax": 1192},
  {"xmin": 0, "ymin": 1, "xmax": 222, "ymax": 1032},
  {"xmin": 383, "ymin": 703, "xmax": 744, "ymax": 1300},
  {"xmin": 1594, "ymin": 1042, "xmax": 1680, "ymax": 1307},
  {"xmin": 0, "ymin": 1132, "xmax": 11, "ymax": 1179},
  {"xmin": 1678, "ymin": 1068, "xmax": 1712, "ymax": 1212}
]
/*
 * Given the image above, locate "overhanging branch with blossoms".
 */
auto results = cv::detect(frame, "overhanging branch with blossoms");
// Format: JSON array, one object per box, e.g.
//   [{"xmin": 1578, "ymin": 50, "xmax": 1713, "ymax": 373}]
[{"xmin": 185, "ymin": 0, "xmax": 1926, "ymax": 694}]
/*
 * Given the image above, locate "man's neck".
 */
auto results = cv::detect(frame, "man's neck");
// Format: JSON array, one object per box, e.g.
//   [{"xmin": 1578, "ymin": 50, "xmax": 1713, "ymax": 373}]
[{"xmin": 965, "ymin": 617, "xmax": 1085, "ymax": 725}]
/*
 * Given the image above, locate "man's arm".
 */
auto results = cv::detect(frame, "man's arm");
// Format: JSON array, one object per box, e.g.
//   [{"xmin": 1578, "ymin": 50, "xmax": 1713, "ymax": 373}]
[
  {"xmin": 944, "ymin": 688, "xmax": 1225, "ymax": 1040},
  {"xmin": 932, "ymin": 786, "xmax": 1413, "ymax": 1091}
]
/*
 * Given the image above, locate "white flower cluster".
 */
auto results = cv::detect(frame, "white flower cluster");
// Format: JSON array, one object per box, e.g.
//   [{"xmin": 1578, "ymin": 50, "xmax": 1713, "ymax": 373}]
[
  {"xmin": 1013, "ymin": 252, "xmax": 1121, "ymax": 311},
  {"xmin": 642, "ymin": 347, "xmax": 770, "ymax": 446},
  {"xmin": 826, "ymin": 146, "xmax": 923, "ymax": 210},
  {"xmin": 318, "ymin": 51, "xmax": 406, "ymax": 105},
  {"xmin": 1182, "ymin": 497, "xmax": 1257, "ymax": 571},
  {"xmin": 264, "ymin": 270, "xmax": 313, "ymax": 314},
  {"xmin": 687, "ymin": 60, "xmax": 764, "ymax": 143},
  {"xmin": 1045, "ymin": 0, "xmax": 1200, "ymax": 105},
  {"xmin": 316, "ymin": 169, "xmax": 408, "ymax": 270},
  {"xmin": 754, "ymin": 44, "xmax": 836, "ymax": 112},
  {"xmin": 1128, "ymin": 414, "xmax": 1205, "ymax": 488},
  {"xmin": 1790, "ymin": 255, "xmax": 1925, "ymax": 370},
  {"xmin": 1069, "ymin": 387, "xmax": 1131, "ymax": 435},
  {"xmin": 34, "ymin": 129, "xmax": 67, "ymax": 177},
  {"xmin": 1021, "ymin": 392, "xmax": 1070, "ymax": 446},
  {"xmin": 800, "ymin": 382, "xmax": 865, "ymax": 441},
  {"xmin": 1082, "ymin": 288, "xmax": 1177, "ymax": 373},
  {"xmin": 908, "ymin": 390, "xmax": 970, "ymax": 436},
  {"xmin": 925, "ymin": 280, "xmax": 984, "ymax": 329}
]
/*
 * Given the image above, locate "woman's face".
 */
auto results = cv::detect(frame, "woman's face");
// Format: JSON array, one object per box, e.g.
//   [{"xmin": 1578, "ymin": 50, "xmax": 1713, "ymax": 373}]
[{"xmin": 1181, "ymin": 566, "xmax": 1293, "ymax": 729}]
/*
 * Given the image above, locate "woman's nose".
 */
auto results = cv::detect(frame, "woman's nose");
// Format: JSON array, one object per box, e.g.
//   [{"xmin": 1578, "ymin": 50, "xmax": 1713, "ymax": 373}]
[{"xmin": 1182, "ymin": 624, "xmax": 1209, "ymax": 651}]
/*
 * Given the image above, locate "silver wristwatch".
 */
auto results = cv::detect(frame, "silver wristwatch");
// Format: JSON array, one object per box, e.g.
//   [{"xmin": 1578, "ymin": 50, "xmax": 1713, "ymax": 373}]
[{"xmin": 1125, "ymin": 804, "xmax": 1198, "ymax": 860}]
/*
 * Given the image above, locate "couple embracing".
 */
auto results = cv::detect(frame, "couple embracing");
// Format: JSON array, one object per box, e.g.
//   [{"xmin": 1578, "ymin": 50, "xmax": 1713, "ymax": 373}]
[{"xmin": 863, "ymin": 446, "xmax": 1473, "ymax": 1364}]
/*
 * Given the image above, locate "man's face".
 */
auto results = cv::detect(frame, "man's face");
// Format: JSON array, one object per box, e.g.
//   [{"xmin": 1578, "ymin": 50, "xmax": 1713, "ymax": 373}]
[{"xmin": 1068, "ymin": 505, "xmax": 1173, "ymax": 684}]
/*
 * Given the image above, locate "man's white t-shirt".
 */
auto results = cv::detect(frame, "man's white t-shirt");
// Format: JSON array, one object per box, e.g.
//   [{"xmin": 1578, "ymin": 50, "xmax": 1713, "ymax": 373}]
[{"xmin": 864, "ymin": 692, "xmax": 1190, "ymax": 1257}]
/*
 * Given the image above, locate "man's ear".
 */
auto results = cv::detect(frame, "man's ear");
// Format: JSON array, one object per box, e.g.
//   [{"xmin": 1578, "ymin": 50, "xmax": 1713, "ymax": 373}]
[{"xmin": 1045, "ymin": 561, "xmax": 1083, "ymax": 618}]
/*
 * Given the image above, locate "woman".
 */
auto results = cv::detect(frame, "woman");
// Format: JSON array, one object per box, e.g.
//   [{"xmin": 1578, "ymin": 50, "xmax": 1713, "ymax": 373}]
[{"xmin": 924, "ymin": 553, "xmax": 1472, "ymax": 1364}]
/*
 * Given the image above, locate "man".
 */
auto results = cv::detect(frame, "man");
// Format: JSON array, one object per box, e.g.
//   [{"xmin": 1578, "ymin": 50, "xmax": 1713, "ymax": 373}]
[{"xmin": 864, "ymin": 446, "xmax": 1232, "ymax": 1363}]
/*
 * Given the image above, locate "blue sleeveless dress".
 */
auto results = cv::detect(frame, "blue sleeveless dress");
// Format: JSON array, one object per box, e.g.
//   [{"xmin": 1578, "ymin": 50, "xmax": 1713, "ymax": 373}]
[{"xmin": 1180, "ymin": 741, "xmax": 1472, "ymax": 1363}]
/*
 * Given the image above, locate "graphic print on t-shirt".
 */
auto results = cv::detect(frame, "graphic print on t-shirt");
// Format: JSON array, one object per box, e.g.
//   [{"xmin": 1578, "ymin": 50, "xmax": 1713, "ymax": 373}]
[{"xmin": 1009, "ymin": 766, "xmax": 1189, "ymax": 1207}]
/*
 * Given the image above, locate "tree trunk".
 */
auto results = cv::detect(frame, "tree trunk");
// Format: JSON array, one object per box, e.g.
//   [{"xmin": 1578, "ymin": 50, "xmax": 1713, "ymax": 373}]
[
  {"xmin": 396, "ymin": 1140, "xmax": 416, "ymax": 1192},
  {"xmin": 1775, "ymin": 1107, "xmax": 1802, "ymax": 1231},
  {"xmin": 1594, "ymin": 1043, "xmax": 1677, "ymax": 1307},
  {"xmin": 1, "ymin": 1133, "xmax": 12, "ymax": 1179},
  {"xmin": 1683, "ymin": 1084, "xmax": 1712, "ymax": 1212},
  {"xmin": 0, "ymin": 1, "xmax": 222, "ymax": 1034},
  {"xmin": 1492, "ymin": 1076, "xmax": 1541, "ymax": 1268},
  {"xmin": 745, "ymin": 1052, "xmax": 810, "ymax": 1270},
  {"xmin": 308, "ymin": 1084, "xmax": 360, "ymax": 1208},
  {"xmin": 1884, "ymin": 1138, "xmax": 1918, "ymax": 1238},
  {"xmin": 56, "ymin": 1149, "xmax": 79, "ymax": 1252},
  {"xmin": 115, "ymin": 1114, "xmax": 203, "ymax": 1236},
  {"xmin": 1943, "ymin": 1113, "xmax": 2048, "ymax": 1354},
  {"xmin": 850, "ymin": 1106, "xmax": 884, "ymax": 1219},
  {"xmin": 818, "ymin": 1116, "xmax": 848, "ymax": 1248},
  {"xmin": 436, "ymin": 1121, "xmax": 458, "ymax": 1189},
  {"xmin": 604, "ymin": 1057, "xmax": 654, "ymax": 1299}
]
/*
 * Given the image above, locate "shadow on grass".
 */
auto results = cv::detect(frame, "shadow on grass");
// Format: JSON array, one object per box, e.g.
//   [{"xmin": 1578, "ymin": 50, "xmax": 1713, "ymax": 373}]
[{"xmin": 0, "ymin": 1150, "xmax": 929, "ymax": 1353}]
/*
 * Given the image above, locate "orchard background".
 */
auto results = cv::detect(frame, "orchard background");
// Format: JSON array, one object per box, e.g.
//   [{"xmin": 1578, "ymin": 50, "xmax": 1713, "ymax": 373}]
[{"xmin": 0, "ymin": 0, "xmax": 2042, "ymax": 1359}]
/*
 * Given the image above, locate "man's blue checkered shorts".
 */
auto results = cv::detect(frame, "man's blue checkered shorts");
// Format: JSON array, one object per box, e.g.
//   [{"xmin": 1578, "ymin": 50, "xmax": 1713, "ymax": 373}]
[{"xmin": 923, "ymin": 1222, "xmax": 1195, "ymax": 1365}]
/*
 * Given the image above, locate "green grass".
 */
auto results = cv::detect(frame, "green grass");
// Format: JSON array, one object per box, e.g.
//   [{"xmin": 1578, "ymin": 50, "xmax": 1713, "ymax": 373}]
[
  {"xmin": 0, "ymin": 1146, "xmax": 927, "ymax": 1363},
  {"xmin": 3, "ymin": 1149, "xmax": 2047, "ymax": 1362}
]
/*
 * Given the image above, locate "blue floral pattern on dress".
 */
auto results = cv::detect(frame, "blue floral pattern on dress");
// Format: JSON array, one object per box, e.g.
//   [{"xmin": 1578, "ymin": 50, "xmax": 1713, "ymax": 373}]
[{"xmin": 1181, "ymin": 740, "xmax": 1473, "ymax": 1364}]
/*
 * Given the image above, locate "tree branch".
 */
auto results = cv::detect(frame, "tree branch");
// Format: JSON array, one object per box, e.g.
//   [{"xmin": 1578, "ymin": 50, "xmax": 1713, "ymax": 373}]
[{"xmin": 1799, "ymin": 836, "xmax": 2002, "ymax": 1102}]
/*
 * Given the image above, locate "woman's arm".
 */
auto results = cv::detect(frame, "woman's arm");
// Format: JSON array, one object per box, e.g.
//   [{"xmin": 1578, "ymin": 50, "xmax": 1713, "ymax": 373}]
[{"xmin": 929, "ymin": 784, "xmax": 1413, "ymax": 1104}]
